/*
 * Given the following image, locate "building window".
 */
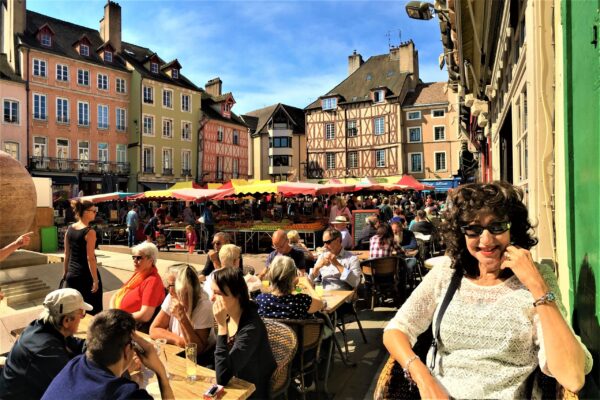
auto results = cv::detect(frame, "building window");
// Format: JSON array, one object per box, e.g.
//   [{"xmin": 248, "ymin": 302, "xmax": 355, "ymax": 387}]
[
  {"xmin": 326, "ymin": 152, "xmax": 335, "ymax": 170},
  {"xmin": 56, "ymin": 98, "xmax": 69, "ymax": 123},
  {"xmin": 162, "ymin": 119, "xmax": 173, "ymax": 138},
  {"xmin": 516, "ymin": 88, "xmax": 528, "ymax": 182},
  {"xmin": 56, "ymin": 64, "xmax": 68, "ymax": 81},
  {"xmin": 77, "ymin": 101, "xmax": 89, "ymax": 126},
  {"xmin": 143, "ymin": 86, "xmax": 154, "ymax": 104},
  {"xmin": 143, "ymin": 115, "xmax": 154, "ymax": 136},
  {"xmin": 373, "ymin": 90, "xmax": 385, "ymax": 103},
  {"xmin": 97, "ymin": 74, "xmax": 108, "ymax": 90},
  {"xmin": 104, "ymin": 51, "xmax": 113, "ymax": 62},
  {"xmin": 432, "ymin": 109, "xmax": 445, "ymax": 118},
  {"xmin": 4, "ymin": 142, "xmax": 19, "ymax": 160},
  {"xmin": 322, "ymin": 97, "xmax": 337, "ymax": 110},
  {"xmin": 162, "ymin": 89, "xmax": 173, "ymax": 108},
  {"xmin": 33, "ymin": 59, "xmax": 47, "ymax": 77},
  {"xmin": 434, "ymin": 126, "xmax": 445, "ymax": 141},
  {"xmin": 77, "ymin": 69, "xmax": 89, "ymax": 86},
  {"xmin": 408, "ymin": 127, "xmax": 421, "ymax": 142},
  {"xmin": 271, "ymin": 155, "xmax": 290, "ymax": 167},
  {"xmin": 374, "ymin": 116, "xmax": 385, "ymax": 135},
  {"xmin": 434, "ymin": 152, "xmax": 447, "ymax": 171},
  {"xmin": 116, "ymin": 144, "xmax": 127, "ymax": 165},
  {"xmin": 216, "ymin": 156, "xmax": 224, "ymax": 180},
  {"xmin": 270, "ymin": 137, "xmax": 290, "ymax": 148},
  {"xmin": 3, "ymin": 100, "xmax": 19, "ymax": 124},
  {"xmin": 56, "ymin": 138, "xmax": 69, "ymax": 159},
  {"xmin": 409, "ymin": 152, "xmax": 423, "ymax": 173},
  {"xmin": 116, "ymin": 108, "xmax": 126, "ymax": 131},
  {"xmin": 33, "ymin": 137, "xmax": 48, "ymax": 157},
  {"xmin": 181, "ymin": 121, "xmax": 191, "ymax": 140},
  {"xmin": 325, "ymin": 123, "xmax": 335, "ymax": 140},
  {"xmin": 97, "ymin": 105, "xmax": 109, "ymax": 129},
  {"xmin": 348, "ymin": 151, "xmax": 358, "ymax": 169},
  {"xmin": 232, "ymin": 159, "xmax": 239, "ymax": 178},
  {"xmin": 217, "ymin": 126, "xmax": 224, "ymax": 142},
  {"xmin": 182, "ymin": 150, "xmax": 191, "ymax": 174},
  {"xmin": 406, "ymin": 111, "xmax": 421, "ymax": 120},
  {"xmin": 233, "ymin": 130, "xmax": 239, "ymax": 145},
  {"xmin": 98, "ymin": 143, "xmax": 109, "ymax": 163},
  {"xmin": 375, "ymin": 149, "xmax": 385, "ymax": 167},
  {"xmin": 346, "ymin": 120, "xmax": 357, "ymax": 137},
  {"xmin": 116, "ymin": 78, "xmax": 126, "ymax": 93},
  {"xmin": 143, "ymin": 146, "xmax": 154, "ymax": 173},
  {"xmin": 181, "ymin": 94, "xmax": 190, "ymax": 112},
  {"xmin": 172, "ymin": 69, "xmax": 179, "ymax": 79},
  {"xmin": 80, "ymin": 44, "xmax": 89, "ymax": 56},
  {"xmin": 33, "ymin": 94, "xmax": 47, "ymax": 120},
  {"xmin": 40, "ymin": 33, "xmax": 52, "ymax": 47},
  {"xmin": 78, "ymin": 141, "xmax": 89, "ymax": 161},
  {"xmin": 162, "ymin": 148, "xmax": 173, "ymax": 174},
  {"xmin": 151, "ymin": 62, "xmax": 159, "ymax": 74}
]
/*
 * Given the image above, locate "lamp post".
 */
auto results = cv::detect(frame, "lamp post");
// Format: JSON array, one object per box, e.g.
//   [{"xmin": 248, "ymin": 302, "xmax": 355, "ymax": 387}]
[{"xmin": 405, "ymin": 1, "xmax": 449, "ymax": 22}]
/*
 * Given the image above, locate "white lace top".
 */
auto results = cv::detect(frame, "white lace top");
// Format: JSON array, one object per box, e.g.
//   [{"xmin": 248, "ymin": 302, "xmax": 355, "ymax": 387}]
[{"xmin": 385, "ymin": 262, "xmax": 593, "ymax": 399}]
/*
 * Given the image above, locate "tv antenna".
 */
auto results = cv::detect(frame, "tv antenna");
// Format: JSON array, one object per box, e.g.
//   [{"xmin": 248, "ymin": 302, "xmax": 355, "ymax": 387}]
[{"xmin": 386, "ymin": 29, "xmax": 402, "ymax": 49}]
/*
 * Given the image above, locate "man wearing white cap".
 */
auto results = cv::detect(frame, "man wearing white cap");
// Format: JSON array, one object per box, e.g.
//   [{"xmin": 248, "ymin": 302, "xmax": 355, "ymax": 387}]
[
  {"xmin": 331, "ymin": 216, "xmax": 353, "ymax": 250},
  {"xmin": 0, "ymin": 288, "xmax": 92, "ymax": 400}
]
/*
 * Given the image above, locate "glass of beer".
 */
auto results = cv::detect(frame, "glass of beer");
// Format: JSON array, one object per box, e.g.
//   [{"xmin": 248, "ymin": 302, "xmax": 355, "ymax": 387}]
[
  {"xmin": 315, "ymin": 283, "xmax": 324, "ymax": 298},
  {"xmin": 185, "ymin": 343, "xmax": 197, "ymax": 382}
]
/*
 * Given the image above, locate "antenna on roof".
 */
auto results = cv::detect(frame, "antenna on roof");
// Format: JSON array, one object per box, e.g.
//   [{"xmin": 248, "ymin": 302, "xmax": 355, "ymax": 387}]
[{"xmin": 387, "ymin": 29, "xmax": 402, "ymax": 49}]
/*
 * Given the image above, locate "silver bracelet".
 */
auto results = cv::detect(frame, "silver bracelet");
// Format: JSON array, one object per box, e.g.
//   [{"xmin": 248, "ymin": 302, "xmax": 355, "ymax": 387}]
[{"xmin": 403, "ymin": 355, "xmax": 420, "ymax": 385}]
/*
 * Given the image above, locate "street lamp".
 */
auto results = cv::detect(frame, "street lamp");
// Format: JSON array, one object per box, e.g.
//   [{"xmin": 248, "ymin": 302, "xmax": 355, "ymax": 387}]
[{"xmin": 405, "ymin": 1, "xmax": 449, "ymax": 22}]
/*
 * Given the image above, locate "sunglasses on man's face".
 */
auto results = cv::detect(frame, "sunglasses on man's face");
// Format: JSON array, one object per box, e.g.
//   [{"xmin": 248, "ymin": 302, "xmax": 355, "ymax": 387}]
[
  {"xmin": 132, "ymin": 255, "xmax": 146, "ymax": 261},
  {"xmin": 323, "ymin": 237, "xmax": 337, "ymax": 245},
  {"xmin": 460, "ymin": 221, "xmax": 511, "ymax": 237},
  {"xmin": 212, "ymin": 241, "xmax": 222, "ymax": 246}
]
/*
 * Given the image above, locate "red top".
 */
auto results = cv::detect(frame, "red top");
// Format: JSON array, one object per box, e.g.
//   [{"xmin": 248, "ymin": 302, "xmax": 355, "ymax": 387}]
[
  {"xmin": 186, "ymin": 230, "xmax": 197, "ymax": 246},
  {"xmin": 118, "ymin": 268, "xmax": 165, "ymax": 313}
]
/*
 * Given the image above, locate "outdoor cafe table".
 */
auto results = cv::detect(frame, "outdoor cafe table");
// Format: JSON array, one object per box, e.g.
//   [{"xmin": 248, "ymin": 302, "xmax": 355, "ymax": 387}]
[
  {"xmin": 76, "ymin": 315, "xmax": 255, "ymax": 400},
  {"xmin": 221, "ymin": 227, "xmax": 324, "ymax": 253}
]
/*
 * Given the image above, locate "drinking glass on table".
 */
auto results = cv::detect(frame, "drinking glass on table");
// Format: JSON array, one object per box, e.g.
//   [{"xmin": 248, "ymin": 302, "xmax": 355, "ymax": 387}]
[
  {"xmin": 154, "ymin": 338, "xmax": 170, "ymax": 379},
  {"xmin": 185, "ymin": 343, "xmax": 197, "ymax": 382},
  {"xmin": 315, "ymin": 283, "xmax": 324, "ymax": 298}
]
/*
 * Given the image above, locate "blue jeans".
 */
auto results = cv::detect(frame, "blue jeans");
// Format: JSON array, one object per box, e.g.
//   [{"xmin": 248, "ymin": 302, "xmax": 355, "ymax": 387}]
[{"xmin": 128, "ymin": 226, "xmax": 136, "ymax": 247}]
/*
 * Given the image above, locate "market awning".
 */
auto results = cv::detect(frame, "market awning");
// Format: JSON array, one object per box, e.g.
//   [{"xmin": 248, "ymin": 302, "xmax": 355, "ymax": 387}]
[
  {"xmin": 395, "ymin": 175, "xmax": 435, "ymax": 191},
  {"xmin": 75, "ymin": 192, "xmax": 137, "ymax": 203},
  {"xmin": 419, "ymin": 178, "xmax": 461, "ymax": 192},
  {"xmin": 170, "ymin": 188, "xmax": 235, "ymax": 201}
]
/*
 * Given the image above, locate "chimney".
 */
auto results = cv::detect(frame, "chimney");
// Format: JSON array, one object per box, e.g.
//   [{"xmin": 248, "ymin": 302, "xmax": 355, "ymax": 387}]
[
  {"xmin": 393, "ymin": 40, "xmax": 419, "ymax": 89},
  {"xmin": 348, "ymin": 50, "xmax": 363, "ymax": 76},
  {"xmin": 205, "ymin": 77, "xmax": 222, "ymax": 96},
  {"xmin": 2, "ymin": 0, "xmax": 26, "ymax": 71},
  {"xmin": 100, "ymin": 1, "xmax": 121, "ymax": 52}
]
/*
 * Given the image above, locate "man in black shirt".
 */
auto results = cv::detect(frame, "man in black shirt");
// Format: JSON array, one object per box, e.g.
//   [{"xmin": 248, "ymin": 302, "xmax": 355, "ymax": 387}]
[
  {"xmin": 259, "ymin": 229, "xmax": 306, "ymax": 278},
  {"xmin": 410, "ymin": 210, "xmax": 435, "ymax": 235},
  {"xmin": 0, "ymin": 288, "xmax": 91, "ymax": 400},
  {"xmin": 199, "ymin": 232, "xmax": 244, "ymax": 281}
]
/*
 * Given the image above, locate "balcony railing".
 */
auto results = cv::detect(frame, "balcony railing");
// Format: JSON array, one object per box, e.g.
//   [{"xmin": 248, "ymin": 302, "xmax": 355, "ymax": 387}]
[
  {"xmin": 181, "ymin": 168, "xmax": 192, "ymax": 176},
  {"xmin": 28, "ymin": 157, "xmax": 130, "ymax": 174},
  {"xmin": 143, "ymin": 166, "xmax": 155, "ymax": 174},
  {"xmin": 163, "ymin": 168, "xmax": 173, "ymax": 176}
]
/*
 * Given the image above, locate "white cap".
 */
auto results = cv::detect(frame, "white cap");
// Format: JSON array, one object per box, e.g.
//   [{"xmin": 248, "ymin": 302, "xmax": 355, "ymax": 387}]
[{"xmin": 43, "ymin": 288, "xmax": 93, "ymax": 316}]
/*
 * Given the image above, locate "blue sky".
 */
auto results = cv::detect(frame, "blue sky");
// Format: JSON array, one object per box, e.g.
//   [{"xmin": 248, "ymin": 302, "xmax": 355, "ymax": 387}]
[{"xmin": 27, "ymin": 0, "xmax": 447, "ymax": 114}]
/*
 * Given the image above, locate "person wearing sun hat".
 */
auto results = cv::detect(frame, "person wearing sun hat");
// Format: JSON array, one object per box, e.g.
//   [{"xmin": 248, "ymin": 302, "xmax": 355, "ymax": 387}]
[
  {"xmin": 0, "ymin": 288, "xmax": 92, "ymax": 400},
  {"xmin": 331, "ymin": 215, "xmax": 354, "ymax": 250}
]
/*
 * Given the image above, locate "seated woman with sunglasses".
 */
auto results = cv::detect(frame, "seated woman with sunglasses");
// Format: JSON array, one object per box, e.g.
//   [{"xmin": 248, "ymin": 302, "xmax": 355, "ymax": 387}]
[
  {"xmin": 110, "ymin": 242, "xmax": 165, "ymax": 332},
  {"xmin": 383, "ymin": 181, "xmax": 592, "ymax": 399}
]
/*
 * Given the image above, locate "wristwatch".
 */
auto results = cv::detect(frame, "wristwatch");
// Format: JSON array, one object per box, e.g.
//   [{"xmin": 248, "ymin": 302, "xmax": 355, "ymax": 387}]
[{"xmin": 533, "ymin": 291, "xmax": 556, "ymax": 307}]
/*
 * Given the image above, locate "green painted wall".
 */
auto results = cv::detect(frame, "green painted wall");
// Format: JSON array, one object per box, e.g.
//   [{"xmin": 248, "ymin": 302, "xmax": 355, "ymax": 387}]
[{"xmin": 562, "ymin": 0, "xmax": 600, "ymax": 395}]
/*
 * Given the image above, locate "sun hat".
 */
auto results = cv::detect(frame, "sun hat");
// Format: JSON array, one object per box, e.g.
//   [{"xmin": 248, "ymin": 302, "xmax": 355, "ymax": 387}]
[
  {"xmin": 332, "ymin": 216, "xmax": 349, "ymax": 224},
  {"xmin": 43, "ymin": 288, "xmax": 93, "ymax": 316}
]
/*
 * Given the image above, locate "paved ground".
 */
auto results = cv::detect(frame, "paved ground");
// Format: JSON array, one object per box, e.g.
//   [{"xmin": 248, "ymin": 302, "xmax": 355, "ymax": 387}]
[{"xmin": 0, "ymin": 246, "xmax": 396, "ymax": 399}]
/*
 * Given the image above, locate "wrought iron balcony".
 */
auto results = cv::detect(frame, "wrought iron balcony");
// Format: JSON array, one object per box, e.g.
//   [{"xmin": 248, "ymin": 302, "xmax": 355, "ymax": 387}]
[
  {"xmin": 162, "ymin": 168, "xmax": 173, "ymax": 176},
  {"xmin": 181, "ymin": 169, "xmax": 192, "ymax": 176},
  {"xmin": 143, "ymin": 166, "xmax": 155, "ymax": 174},
  {"xmin": 28, "ymin": 157, "xmax": 130, "ymax": 175}
]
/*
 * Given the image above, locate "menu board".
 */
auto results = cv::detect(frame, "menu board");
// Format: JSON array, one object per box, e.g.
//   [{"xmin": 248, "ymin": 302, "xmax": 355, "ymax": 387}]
[{"xmin": 352, "ymin": 209, "xmax": 379, "ymax": 246}]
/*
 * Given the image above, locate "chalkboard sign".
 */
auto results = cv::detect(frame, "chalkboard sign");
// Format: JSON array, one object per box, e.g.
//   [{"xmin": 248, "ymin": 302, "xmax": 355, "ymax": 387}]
[{"xmin": 352, "ymin": 209, "xmax": 379, "ymax": 247}]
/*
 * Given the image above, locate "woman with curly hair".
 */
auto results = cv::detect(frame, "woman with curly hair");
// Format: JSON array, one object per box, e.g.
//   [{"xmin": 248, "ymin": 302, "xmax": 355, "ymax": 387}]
[{"xmin": 383, "ymin": 181, "xmax": 592, "ymax": 399}]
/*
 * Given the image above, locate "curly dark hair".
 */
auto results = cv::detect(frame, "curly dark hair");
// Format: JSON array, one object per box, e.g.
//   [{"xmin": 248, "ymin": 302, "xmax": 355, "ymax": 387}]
[{"xmin": 440, "ymin": 181, "xmax": 538, "ymax": 277}]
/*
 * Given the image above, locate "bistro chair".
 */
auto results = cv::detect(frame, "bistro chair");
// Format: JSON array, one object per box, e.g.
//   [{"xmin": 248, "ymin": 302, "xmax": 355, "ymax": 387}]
[
  {"xmin": 264, "ymin": 320, "xmax": 298, "ymax": 400},
  {"xmin": 265, "ymin": 318, "xmax": 325, "ymax": 400},
  {"xmin": 335, "ymin": 285, "xmax": 368, "ymax": 357},
  {"xmin": 361, "ymin": 256, "xmax": 406, "ymax": 309}
]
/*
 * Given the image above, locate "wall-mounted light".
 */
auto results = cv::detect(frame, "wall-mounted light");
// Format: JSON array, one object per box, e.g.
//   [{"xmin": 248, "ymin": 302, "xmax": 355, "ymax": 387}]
[{"xmin": 405, "ymin": 1, "xmax": 449, "ymax": 22}]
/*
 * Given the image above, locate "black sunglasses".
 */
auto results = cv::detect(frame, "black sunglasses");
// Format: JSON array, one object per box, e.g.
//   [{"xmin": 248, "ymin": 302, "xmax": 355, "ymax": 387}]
[
  {"xmin": 323, "ymin": 237, "xmax": 338, "ymax": 245},
  {"xmin": 132, "ymin": 255, "xmax": 145, "ymax": 261},
  {"xmin": 460, "ymin": 221, "xmax": 511, "ymax": 237}
]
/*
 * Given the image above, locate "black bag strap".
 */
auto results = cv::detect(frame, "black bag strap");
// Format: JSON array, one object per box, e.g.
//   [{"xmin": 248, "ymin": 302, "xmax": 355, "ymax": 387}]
[{"xmin": 429, "ymin": 267, "xmax": 462, "ymax": 370}]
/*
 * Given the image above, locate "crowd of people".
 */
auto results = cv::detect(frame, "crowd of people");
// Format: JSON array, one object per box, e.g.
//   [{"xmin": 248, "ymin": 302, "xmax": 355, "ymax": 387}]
[{"xmin": 0, "ymin": 182, "xmax": 594, "ymax": 399}]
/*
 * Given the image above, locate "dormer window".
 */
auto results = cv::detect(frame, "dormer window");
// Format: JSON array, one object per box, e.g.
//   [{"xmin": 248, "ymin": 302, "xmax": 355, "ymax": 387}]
[
  {"xmin": 373, "ymin": 90, "xmax": 385, "ymax": 103},
  {"xmin": 104, "ymin": 51, "xmax": 113, "ymax": 63},
  {"xmin": 172, "ymin": 69, "xmax": 179, "ymax": 79},
  {"xmin": 40, "ymin": 33, "xmax": 52, "ymax": 47},
  {"xmin": 322, "ymin": 97, "xmax": 337, "ymax": 110},
  {"xmin": 151, "ymin": 63, "xmax": 159, "ymax": 74},
  {"xmin": 80, "ymin": 44, "xmax": 89, "ymax": 57}
]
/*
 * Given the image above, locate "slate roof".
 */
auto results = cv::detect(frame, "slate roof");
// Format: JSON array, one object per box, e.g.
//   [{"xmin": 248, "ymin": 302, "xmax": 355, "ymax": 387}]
[
  {"xmin": 19, "ymin": 11, "xmax": 128, "ymax": 72},
  {"xmin": 403, "ymin": 82, "xmax": 448, "ymax": 106},
  {"xmin": 0, "ymin": 54, "xmax": 24, "ymax": 83},
  {"xmin": 200, "ymin": 92, "xmax": 247, "ymax": 127},
  {"xmin": 305, "ymin": 52, "xmax": 410, "ymax": 110},
  {"xmin": 120, "ymin": 42, "xmax": 201, "ymax": 91},
  {"xmin": 243, "ymin": 103, "xmax": 305, "ymax": 137}
]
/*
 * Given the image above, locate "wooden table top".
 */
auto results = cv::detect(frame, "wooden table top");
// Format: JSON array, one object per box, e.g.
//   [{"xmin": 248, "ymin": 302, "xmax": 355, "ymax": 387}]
[
  {"xmin": 77, "ymin": 315, "xmax": 255, "ymax": 400},
  {"xmin": 320, "ymin": 290, "xmax": 354, "ymax": 313},
  {"xmin": 352, "ymin": 250, "xmax": 371, "ymax": 261}
]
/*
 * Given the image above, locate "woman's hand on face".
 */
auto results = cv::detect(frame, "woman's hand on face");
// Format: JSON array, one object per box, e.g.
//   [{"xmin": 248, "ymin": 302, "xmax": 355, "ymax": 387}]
[
  {"xmin": 212, "ymin": 296, "xmax": 228, "ymax": 327},
  {"xmin": 170, "ymin": 297, "xmax": 187, "ymax": 321},
  {"xmin": 501, "ymin": 245, "xmax": 547, "ymax": 294}
]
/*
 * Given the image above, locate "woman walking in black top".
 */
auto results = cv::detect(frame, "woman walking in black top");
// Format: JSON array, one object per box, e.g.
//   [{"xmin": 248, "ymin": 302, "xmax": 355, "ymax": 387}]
[{"xmin": 63, "ymin": 199, "xmax": 102, "ymax": 314}]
